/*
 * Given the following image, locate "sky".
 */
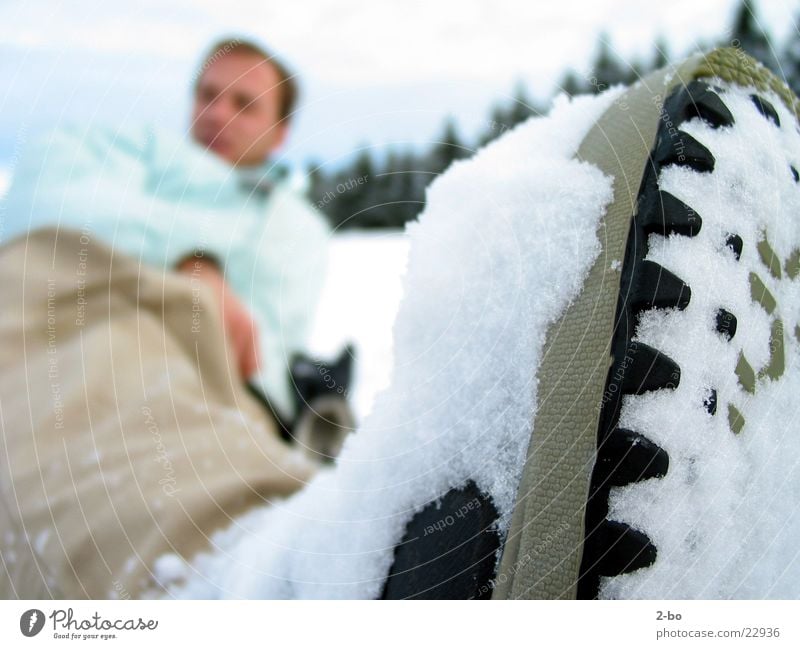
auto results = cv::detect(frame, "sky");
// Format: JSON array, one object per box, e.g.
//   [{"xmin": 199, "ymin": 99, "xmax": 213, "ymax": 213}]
[{"xmin": 0, "ymin": 0, "xmax": 797, "ymax": 177}]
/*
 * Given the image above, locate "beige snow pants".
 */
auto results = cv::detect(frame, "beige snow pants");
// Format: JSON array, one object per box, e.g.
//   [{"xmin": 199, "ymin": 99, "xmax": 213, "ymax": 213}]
[{"xmin": 0, "ymin": 227, "xmax": 317, "ymax": 599}]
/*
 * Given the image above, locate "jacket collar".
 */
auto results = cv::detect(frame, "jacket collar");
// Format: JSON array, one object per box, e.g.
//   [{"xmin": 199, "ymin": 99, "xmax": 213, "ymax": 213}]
[{"xmin": 237, "ymin": 161, "xmax": 290, "ymax": 199}]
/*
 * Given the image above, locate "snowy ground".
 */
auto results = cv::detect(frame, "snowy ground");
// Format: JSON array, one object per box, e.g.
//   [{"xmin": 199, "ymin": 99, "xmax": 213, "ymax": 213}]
[{"xmin": 307, "ymin": 231, "xmax": 409, "ymax": 422}]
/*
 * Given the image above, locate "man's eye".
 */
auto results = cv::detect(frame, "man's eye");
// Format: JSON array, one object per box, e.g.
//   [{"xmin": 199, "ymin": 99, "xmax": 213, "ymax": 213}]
[
  {"xmin": 235, "ymin": 96, "xmax": 256, "ymax": 112},
  {"xmin": 197, "ymin": 87, "xmax": 217, "ymax": 103}
]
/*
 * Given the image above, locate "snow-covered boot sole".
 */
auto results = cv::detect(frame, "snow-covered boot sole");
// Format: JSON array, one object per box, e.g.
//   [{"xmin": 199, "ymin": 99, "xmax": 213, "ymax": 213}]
[
  {"xmin": 161, "ymin": 49, "xmax": 800, "ymax": 600},
  {"xmin": 383, "ymin": 48, "xmax": 800, "ymax": 599}
]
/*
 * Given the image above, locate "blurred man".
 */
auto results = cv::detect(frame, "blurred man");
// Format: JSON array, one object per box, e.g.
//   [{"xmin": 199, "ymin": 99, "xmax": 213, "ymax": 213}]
[
  {"xmin": 0, "ymin": 38, "xmax": 340, "ymax": 599},
  {"xmin": 3, "ymin": 38, "xmax": 329, "ymax": 422}
]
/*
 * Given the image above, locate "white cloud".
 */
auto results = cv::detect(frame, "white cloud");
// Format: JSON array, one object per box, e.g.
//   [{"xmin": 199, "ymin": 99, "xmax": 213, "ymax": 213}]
[
  {"xmin": 0, "ymin": 0, "xmax": 796, "ymax": 165},
  {"xmin": 2, "ymin": 0, "xmax": 795, "ymax": 88}
]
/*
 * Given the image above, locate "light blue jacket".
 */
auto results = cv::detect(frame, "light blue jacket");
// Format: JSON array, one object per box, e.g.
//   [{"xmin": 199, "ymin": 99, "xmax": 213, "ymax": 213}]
[{"xmin": 1, "ymin": 124, "xmax": 330, "ymax": 419}]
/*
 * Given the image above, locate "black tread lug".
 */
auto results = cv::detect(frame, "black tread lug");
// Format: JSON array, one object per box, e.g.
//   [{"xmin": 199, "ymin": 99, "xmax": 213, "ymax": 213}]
[
  {"xmin": 382, "ymin": 481, "xmax": 500, "ymax": 599},
  {"xmin": 750, "ymin": 94, "xmax": 781, "ymax": 127},
  {"xmin": 638, "ymin": 191, "xmax": 702, "ymax": 237},
  {"xmin": 725, "ymin": 234, "xmax": 743, "ymax": 260},
  {"xmin": 616, "ymin": 342, "xmax": 681, "ymax": 395},
  {"xmin": 630, "ymin": 260, "xmax": 691, "ymax": 312},
  {"xmin": 704, "ymin": 388, "xmax": 718, "ymax": 415},
  {"xmin": 715, "ymin": 309, "xmax": 737, "ymax": 340},
  {"xmin": 653, "ymin": 130, "xmax": 715, "ymax": 173},
  {"xmin": 586, "ymin": 520, "xmax": 658, "ymax": 577},
  {"xmin": 595, "ymin": 428, "xmax": 669, "ymax": 487},
  {"xmin": 671, "ymin": 80, "xmax": 735, "ymax": 129}
]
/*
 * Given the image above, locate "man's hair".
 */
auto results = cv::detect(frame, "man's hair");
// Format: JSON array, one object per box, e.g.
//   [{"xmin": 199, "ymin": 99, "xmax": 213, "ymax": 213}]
[{"xmin": 195, "ymin": 37, "xmax": 298, "ymax": 121}]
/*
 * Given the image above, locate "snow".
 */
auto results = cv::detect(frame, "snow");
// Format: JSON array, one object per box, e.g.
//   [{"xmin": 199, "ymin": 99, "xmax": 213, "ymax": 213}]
[
  {"xmin": 155, "ymin": 87, "xmax": 622, "ymax": 598},
  {"xmin": 34, "ymin": 529, "xmax": 50, "ymax": 554},
  {"xmin": 153, "ymin": 554, "xmax": 186, "ymax": 583},
  {"xmin": 308, "ymin": 232, "xmax": 409, "ymax": 421},
  {"xmin": 600, "ymin": 83, "xmax": 800, "ymax": 599}
]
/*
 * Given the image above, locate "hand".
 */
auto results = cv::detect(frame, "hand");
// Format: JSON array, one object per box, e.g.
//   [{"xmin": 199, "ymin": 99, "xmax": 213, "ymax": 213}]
[{"xmin": 177, "ymin": 256, "xmax": 261, "ymax": 380}]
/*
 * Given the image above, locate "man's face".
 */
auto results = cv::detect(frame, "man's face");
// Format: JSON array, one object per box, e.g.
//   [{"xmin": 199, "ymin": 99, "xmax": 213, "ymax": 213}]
[{"xmin": 191, "ymin": 52, "xmax": 288, "ymax": 167}]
